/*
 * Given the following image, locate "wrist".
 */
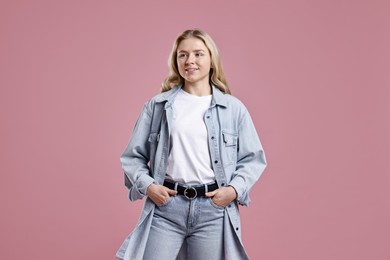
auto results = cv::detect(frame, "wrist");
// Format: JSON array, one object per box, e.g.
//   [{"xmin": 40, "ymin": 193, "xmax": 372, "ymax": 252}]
[
  {"xmin": 146, "ymin": 182, "xmax": 157, "ymax": 196},
  {"xmin": 228, "ymin": 185, "xmax": 238, "ymax": 199}
]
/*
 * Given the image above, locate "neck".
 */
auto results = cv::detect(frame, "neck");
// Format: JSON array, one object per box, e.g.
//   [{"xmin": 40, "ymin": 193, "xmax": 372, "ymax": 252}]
[{"xmin": 183, "ymin": 82, "xmax": 211, "ymax": 96}]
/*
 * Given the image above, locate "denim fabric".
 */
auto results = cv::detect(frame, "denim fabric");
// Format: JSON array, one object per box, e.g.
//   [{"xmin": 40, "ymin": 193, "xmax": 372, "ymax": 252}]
[
  {"xmin": 143, "ymin": 195, "xmax": 225, "ymax": 260},
  {"xmin": 117, "ymin": 84, "xmax": 267, "ymax": 260}
]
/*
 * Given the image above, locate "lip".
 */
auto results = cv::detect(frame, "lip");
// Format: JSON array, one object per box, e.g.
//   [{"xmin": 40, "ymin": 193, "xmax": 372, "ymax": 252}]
[{"xmin": 185, "ymin": 68, "xmax": 198, "ymax": 72}]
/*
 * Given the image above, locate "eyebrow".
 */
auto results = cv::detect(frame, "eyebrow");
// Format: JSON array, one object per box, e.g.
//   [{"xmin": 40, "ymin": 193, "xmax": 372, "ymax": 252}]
[{"xmin": 177, "ymin": 49, "xmax": 206, "ymax": 53}]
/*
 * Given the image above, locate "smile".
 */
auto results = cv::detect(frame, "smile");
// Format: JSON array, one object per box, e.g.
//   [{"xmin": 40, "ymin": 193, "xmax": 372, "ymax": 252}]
[{"xmin": 185, "ymin": 68, "xmax": 199, "ymax": 72}]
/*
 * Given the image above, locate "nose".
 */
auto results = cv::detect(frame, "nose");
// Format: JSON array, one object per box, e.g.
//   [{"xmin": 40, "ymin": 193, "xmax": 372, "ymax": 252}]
[{"xmin": 185, "ymin": 53, "xmax": 195, "ymax": 64}]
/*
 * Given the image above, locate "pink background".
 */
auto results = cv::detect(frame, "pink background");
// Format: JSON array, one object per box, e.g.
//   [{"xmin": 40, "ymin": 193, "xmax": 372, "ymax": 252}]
[{"xmin": 1, "ymin": 0, "xmax": 389, "ymax": 259}]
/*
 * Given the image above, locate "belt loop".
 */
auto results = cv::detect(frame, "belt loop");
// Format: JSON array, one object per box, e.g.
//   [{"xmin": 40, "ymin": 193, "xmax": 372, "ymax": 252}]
[
  {"xmin": 174, "ymin": 182, "xmax": 179, "ymax": 191},
  {"xmin": 204, "ymin": 184, "xmax": 208, "ymax": 193}
]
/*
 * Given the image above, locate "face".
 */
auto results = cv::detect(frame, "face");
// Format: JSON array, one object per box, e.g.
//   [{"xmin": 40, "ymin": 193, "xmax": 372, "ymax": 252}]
[{"xmin": 176, "ymin": 37, "xmax": 212, "ymax": 87}]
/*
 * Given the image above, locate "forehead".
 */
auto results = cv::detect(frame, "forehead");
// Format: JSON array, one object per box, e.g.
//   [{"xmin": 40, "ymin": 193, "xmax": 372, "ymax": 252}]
[{"xmin": 177, "ymin": 37, "xmax": 208, "ymax": 52}]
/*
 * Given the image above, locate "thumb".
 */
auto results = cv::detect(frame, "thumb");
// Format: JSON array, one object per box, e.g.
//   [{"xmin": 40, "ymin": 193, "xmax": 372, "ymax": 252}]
[
  {"xmin": 205, "ymin": 189, "xmax": 218, "ymax": 197},
  {"xmin": 167, "ymin": 188, "xmax": 178, "ymax": 196}
]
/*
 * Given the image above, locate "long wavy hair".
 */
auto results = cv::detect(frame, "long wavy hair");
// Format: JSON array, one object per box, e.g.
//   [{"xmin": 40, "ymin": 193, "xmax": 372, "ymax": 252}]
[{"xmin": 161, "ymin": 29, "xmax": 230, "ymax": 94}]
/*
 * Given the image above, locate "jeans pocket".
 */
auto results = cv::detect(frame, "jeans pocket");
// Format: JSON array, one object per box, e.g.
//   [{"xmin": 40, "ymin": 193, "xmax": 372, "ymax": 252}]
[
  {"xmin": 208, "ymin": 198, "xmax": 225, "ymax": 210},
  {"xmin": 158, "ymin": 196, "xmax": 175, "ymax": 208}
]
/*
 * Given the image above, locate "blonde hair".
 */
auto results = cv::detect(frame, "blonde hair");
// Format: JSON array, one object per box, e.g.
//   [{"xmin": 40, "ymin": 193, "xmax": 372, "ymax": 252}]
[{"xmin": 161, "ymin": 29, "xmax": 230, "ymax": 94}]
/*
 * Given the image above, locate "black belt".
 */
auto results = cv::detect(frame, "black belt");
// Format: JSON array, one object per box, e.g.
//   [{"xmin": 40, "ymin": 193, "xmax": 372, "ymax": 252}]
[{"xmin": 163, "ymin": 180, "xmax": 219, "ymax": 200}]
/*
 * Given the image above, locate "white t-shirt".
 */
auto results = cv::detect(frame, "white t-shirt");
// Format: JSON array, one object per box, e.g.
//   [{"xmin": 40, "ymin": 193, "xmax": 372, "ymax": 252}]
[{"xmin": 166, "ymin": 89, "xmax": 215, "ymax": 185}]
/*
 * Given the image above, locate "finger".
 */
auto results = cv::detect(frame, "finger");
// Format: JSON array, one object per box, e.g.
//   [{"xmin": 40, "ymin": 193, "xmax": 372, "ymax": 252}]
[
  {"xmin": 167, "ymin": 189, "xmax": 178, "ymax": 196},
  {"xmin": 157, "ymin": 194, "xmax": 169, "ymax": 205},
  {"xmin": 205, "ymin": 189, "xmax": 218, "ymax": 197}
]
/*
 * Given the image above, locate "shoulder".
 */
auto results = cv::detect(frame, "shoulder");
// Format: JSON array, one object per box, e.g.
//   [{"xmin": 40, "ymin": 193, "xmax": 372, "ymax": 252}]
[
  {"xmin": 223, "ymin": 94, "xmax": 247, "ymax": 109},
  {"xmin": 213, "ymin": 85, "xmax": 247, "ymax": 111},
  {"xmin": 143, "ymin": 86, "xmax": 180, "ymax": 113},
  {"xmin": 216, "ymin": 92, "xmax": 249, "ymax": 117}
]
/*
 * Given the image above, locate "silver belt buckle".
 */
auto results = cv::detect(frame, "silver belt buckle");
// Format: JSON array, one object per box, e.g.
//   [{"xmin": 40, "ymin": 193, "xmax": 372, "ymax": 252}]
[{"xmin": 184, "ymin": 187, "xmax": 197, "ymax": 200}]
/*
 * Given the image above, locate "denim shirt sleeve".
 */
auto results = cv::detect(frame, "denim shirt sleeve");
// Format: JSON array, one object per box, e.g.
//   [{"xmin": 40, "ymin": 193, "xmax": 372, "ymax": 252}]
[
  {"xmin": 228, "ymin": 110, "xmax": 267, "ymax": 206},
  {"xmin": 120, "ymin": 103, "xmax": 155, "ymax": 201}
]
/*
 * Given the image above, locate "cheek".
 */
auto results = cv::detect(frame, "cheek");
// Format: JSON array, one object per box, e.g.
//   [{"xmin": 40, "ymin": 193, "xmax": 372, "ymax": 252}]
[
  {"xmin": 177, "ymin": 60, "xmax": 185, "ymax": 70},
  {"xmin": 176, "ymin": 62, "xmax": 183, "ymax": 72},
  {"xmin": 203, "ymin": 59, "xmax": 212, "ymax": 69},
  {"xmin": 177, "ymin": 63, "xmax": 186, "ymax": 77}
]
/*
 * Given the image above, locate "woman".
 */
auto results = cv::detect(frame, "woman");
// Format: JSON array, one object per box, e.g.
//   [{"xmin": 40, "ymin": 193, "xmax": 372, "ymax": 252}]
[{"xmin": 116, "ymin": 29, "xmax": 267, "ymax": 260}]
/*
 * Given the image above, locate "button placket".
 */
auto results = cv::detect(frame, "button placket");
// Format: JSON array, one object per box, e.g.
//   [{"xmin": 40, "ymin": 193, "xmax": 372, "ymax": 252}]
[{"xmin": 205, "ymin": 108, "xmax": 227, "ymax": 188}]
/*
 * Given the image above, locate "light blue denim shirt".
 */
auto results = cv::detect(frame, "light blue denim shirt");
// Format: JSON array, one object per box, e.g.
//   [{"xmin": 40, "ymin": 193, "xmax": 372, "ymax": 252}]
[
  {"xmin": 121, "ymin": 84, "xmax": 266, "ymax": 205},
  {"xmin": 117, "ymin": 84, "xmax": 267, "ymax": 259}
]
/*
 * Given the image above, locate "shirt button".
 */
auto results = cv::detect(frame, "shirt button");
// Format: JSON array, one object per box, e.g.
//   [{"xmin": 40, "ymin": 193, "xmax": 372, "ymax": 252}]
[
  {"xmin": 221, "ymin": 183, "xmax": 225, "ymax": 186},
  {"xmin": 211, "ymin": 136, "xmax": 214, "ymax": 139},
  {"xmin": 236, "ymin": 227, "xmax": 239, "ymax": 231},
  {"xmin": 206, "ymin": 116, "xmax": 210, "ymax": 119},
  {"xmin": 214, "ymin": 160, "xmax": 218, "ymax": 164}
]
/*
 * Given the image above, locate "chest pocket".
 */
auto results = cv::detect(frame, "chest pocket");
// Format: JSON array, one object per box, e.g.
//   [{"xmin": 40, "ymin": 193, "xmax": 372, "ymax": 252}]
[
  {"xmin": 148, "ymin": 132, "xmax": 160, "ymax": 170},
  {"xmin": 148, "ymin": 132, "xmax": 160, "ymax": 155},
  {"xmin": 222, "ymin": 131, "xmax": 238, "ymax": 165},
  {"xmin": 148, "ymin": 133, "xmax": 160, "ymax": 143}
]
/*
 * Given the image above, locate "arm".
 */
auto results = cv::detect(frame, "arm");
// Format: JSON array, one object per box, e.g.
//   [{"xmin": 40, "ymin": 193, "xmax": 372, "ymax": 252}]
[
  {"xmin": 228, "ymin": 110, "xmax": 267, "ymax": 206},
  {"xmin": 120, "ymin": 103, "xmax": 156, "ymax": 201}
]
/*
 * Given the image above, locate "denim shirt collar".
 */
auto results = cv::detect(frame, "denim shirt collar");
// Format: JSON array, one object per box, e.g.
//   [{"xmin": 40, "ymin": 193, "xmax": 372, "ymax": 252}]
[{"xmin": 155, "ymin": 83, "xmax": 228, "ymax": 109}]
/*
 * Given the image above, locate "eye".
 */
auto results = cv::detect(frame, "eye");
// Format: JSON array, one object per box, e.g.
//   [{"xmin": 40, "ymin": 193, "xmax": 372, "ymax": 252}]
[
  {"xmin": 195, "ymin": 52, "xmax": 204, "ymax": 57},
  {"xmin": 178, "ymin": 53, "xmax": 187, "ymax": 59}
]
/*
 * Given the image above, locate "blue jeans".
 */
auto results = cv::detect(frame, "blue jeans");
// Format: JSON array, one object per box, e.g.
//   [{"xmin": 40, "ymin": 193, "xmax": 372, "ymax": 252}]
[{"xmin": 143, "ymin": 195, "xmax": 225, "ymax": 260}]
